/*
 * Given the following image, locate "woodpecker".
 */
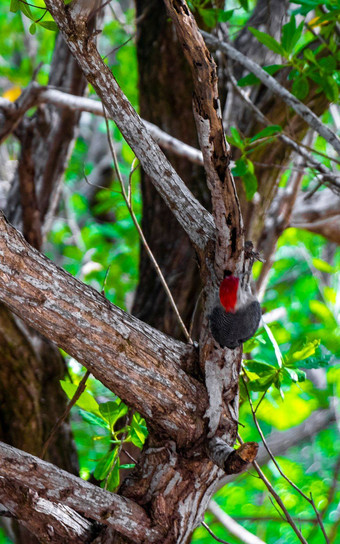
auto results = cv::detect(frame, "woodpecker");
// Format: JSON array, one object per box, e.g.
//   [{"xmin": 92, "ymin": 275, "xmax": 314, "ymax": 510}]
[{"xmin": 209, "ymin": 273, "xmax": 261, "ymax": 349}]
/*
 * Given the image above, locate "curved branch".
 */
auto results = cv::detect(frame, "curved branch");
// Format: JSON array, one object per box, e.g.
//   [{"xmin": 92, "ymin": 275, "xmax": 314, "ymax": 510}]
[{"xmin": 0, "ymin": 212, "xmax": 207, "ymax": 447}]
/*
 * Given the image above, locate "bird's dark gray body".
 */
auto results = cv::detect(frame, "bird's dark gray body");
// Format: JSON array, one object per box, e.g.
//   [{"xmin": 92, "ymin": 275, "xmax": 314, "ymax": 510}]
[{"xmin": 209, "ymin": 300, "xmax": 262, "ymax": 349}]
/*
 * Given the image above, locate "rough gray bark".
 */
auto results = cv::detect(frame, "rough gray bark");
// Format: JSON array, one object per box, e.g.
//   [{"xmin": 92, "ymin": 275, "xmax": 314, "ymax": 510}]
[
  {"xmin": 0, "ymin": 441, "xmax": 162, "ymax": 543},
  {"xmin": 0, "ymin": 212, "xmax": 207, "ymax": 446}
]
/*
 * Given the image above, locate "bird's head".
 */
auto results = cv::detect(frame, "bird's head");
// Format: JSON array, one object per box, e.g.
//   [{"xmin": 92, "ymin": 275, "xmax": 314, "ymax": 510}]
[{"xmin": 219, "ymin": 273, "xmax": 239, "ymax": 313}]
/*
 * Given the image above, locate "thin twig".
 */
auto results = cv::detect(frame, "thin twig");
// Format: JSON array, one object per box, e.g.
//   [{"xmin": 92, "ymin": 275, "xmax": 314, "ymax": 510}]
[
  {"xmin": 238, "ymin": 433, "xmax": 309, "ymax": 544},
  {"xmin": 102, "ymin": 106, "xmax": 193, "ymax": 343},
  {"xmin": 122, "ymin": 448, "xmax": 137, "ymax": 464},
  {"xmin": 243, "ymin": 376, "xmax": 330, "ymax": 544},
  {"xmin": 202, "ymin": 31, "xmax": 340, "ymax": 155},
  {"xmin": 201, "ymin": 521, "xmax": 231, "ymax": 544},
  {"xmin": 227, "ymin": 70, "xmax": 340, "ymax": 190},
  {"xmin": 41, "ymin": 370, "xmax": 91, "ymax": 459},
  {"xmin": 19, "ymin": 0, "xmax": 46, "ymax": 9},
  {"xmin": 104, "ymin": 34, "xmax": 135, "ymax": 60},
  {"xmin": 189, "ymin": 289, "xmax": 203, "ymax": 339}
]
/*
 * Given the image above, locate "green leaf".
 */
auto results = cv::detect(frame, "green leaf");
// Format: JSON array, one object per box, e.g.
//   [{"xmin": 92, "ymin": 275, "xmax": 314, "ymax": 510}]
[
  {"xmin": 296, "ymin": 349, "xmax": 333, "ymax": 369},
  {"xmin": 243, "ymin": 170, "xmax": 258, "ymax": 201},
  {"xmin": 312, "ymin": 258, "xmax": 335, "ymax": 274},
  {"xmin": 232, "ymin": 157, "xmax": 248, "ymax": 176},
  {"xmin": 237, "ymin": 64, "xmax": 285, "ymax": 87},
  {"xmin": 99, "ymin": 400, "xmax": 128, "ymax": 431},
  {"xmin": 105, "ymin": 461, "xmax": 120, "ymax": 491},
  {"xmin": 19, "ymin": 2, "xmax": 35, "ymax": 20},
  {"xmin": 119, "ymin": 463, "xmax": 135, "ymax": 469},
  {"xmin": 217, "ymin": 9, "xmax": 234, "ymax": 22},
  {"xmin": 197, "ymin": 8, "xmax": 217, "ymax": 28},
  {"xmin": 239, "ymin": 0, "xmax": 249, "ymax": 10},
  {"xmin": 244, "ymin": 360, "xmax": 277, "ymax": 376},
  {"xmin": 249, "ymin": 28, "xmax": 285, "ymax": 56},
  {"xmin": 292, "ymin": 77, "xmax": 309, "ymax": 100},
  {"xmin": 94, "ymin": 449, "xmax": 117, "ymax": 480},
  {"xmin": 79, "ymin": 409, "xmax": 110, "ymax": 430},
  {"xmin": 291, "ymin": 340, "xmax": 320, "ymax": 362},
  {"xmin": 318, "ymin": 56, "xmax": 337, "ymax": 72},
  {"xmin": 39, "ymin": 21, "xmax": 59, "ymax": 32},
  {"xmin": 130, "ymin": 414, "xmax": 148, "ymax": 449},
  {"xmin": 10, "ymin": 0, "xmax": 20, "ymax": 13},
  {"xmin": 249, "ymin": 125, "xmax": 282, "ymax": 142},
  {"xmin": 248, "ymin": 374, "xmax": 276, "ymax": 392},
  {"xmin": 29, "ymin": 22, "xmax": 36, "ymax": 35},
  {"xmin": 284, "ymin": 367, "xmax": 299, "ymax": 382},
  {"xmin": 303, "ymin": 48, "xmax": 317, "ymax": 64},
  {"xmin": 309, "ymin": 300, "xmax": 337, "ymax": 328},
  {"xmin": 59, "ymin": 380, "xmax": 100, "ymax": 414},
  {"xmin": 321, "ymin": 76, "xmax": 339, "ymax": 103},
  {"xmin": 282, "ymin": 16, "xmax": 304, "ymax": 54},
  {"xmin": 229, "ymin": 127, "xmax": 243, "ymax": 148}
]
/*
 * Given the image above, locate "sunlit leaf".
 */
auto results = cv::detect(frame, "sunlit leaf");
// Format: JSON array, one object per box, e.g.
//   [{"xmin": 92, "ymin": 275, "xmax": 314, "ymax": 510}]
[
  {"xmin": 99, "ymin": 400, "xmax": 128, "ymax": 431},
  {"xmin": 60, "ymin": 380, "xmax": 100, "ymax": 414}
]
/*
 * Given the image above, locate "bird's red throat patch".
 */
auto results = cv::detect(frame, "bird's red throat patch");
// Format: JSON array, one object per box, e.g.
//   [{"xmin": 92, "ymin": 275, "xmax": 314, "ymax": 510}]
[{"xmin": 219, "ymin": 275, "xmax": 239, "ymax": 312}]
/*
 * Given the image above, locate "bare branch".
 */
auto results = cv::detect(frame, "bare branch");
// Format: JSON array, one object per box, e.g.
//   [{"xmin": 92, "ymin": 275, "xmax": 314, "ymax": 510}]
[
  {"xmin": 202, "ymin": 31, "xmax": 340, "ymax": 156},
  {"xmin": 227, "ymin": 71, "xmax": 340, "ymax": 190},
  {"xmin": 290, "ymin": 189, "xmax": 340, "ymax": 244},
  {"xmin": 0, "ymin": 89, "xmax": 204, "ymax": 165},
  {"xmin": 208, "ymin": 437, "xmax": 258, "ymax": 474},
  {"xmin": 0, "ymin": 441, "xmax": 163, "ymax": 543},
  {"xmin": 42, "ymin": 0, "xmax": 214, "ymax": 253},
  {"xmin": 0, "ymin": 481, "xmax": 94, "ymax": 544},
  {"xmin": 0, "ymin": 212, "xmax": 207, "ymax": 447},
  {"xmin": 217, "ymin": 407, "xmax": 336, "ymax": 489},
  {"xmin": 201, "ymin": 520, "xmax": 232, "ymax": 544},
  {"xmin": 243, "ymin": 376, "xmax": 329, "ymax": 543}
]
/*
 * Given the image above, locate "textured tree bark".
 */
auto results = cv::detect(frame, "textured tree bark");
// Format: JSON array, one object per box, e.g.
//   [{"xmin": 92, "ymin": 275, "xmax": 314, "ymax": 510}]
[
  {"xmin": 0, "ymin": 213, "xmax": 206, "ymax": 447},
  {"xmin": 0, "ymin": 31, "xmax": 91, "ymax": 544},
  {"xmin": 0, "ymin": 441, "xmax": 162, "ymax": 543}
]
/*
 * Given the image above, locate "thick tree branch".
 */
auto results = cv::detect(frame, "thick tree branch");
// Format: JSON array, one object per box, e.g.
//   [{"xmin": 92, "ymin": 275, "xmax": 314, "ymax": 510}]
[
  {"xmin": 164, "ymin": 0, "xmax": 243, "ymax": 274},
  {"xmin": 202, "ymin": 31, "xmax": 340, "ymax": 156},
  {"xmin": 0, "ymin": 441, "xmax": 163, "ymax": 543},
  {"xmin": 0, "ymin": 212, "xmax": 207, "ymax": 447},
  {"xmin": 42, "ymin": 0, "xmax": 214, "ymax": 253},
  {"xmin": 163, "ymin": 0, "xmax": 245, "ymax": 446}
]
